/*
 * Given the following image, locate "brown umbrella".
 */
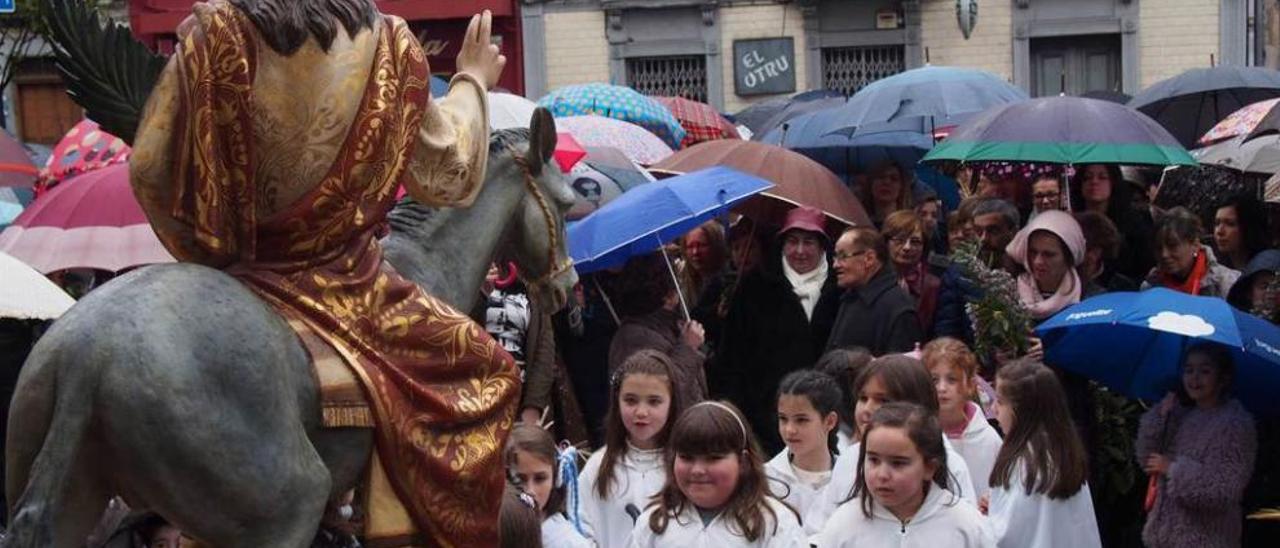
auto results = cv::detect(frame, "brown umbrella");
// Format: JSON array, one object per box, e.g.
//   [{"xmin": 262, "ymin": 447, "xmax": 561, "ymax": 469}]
[{"xmin": 650, "ymin": 140, "xmax": 871, "ymax": 230}]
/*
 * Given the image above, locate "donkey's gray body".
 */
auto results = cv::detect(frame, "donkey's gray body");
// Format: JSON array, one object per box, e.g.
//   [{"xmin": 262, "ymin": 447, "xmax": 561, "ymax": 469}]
[{"xmin": 2, "ymin": 116, "xmax": 577, "ymax": 547}]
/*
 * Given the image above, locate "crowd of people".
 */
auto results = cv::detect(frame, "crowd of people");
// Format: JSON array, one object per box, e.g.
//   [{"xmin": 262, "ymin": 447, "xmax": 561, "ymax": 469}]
[{"xmin": 493, "ymin": 161, "xmax": 1278, "ymax": 547}]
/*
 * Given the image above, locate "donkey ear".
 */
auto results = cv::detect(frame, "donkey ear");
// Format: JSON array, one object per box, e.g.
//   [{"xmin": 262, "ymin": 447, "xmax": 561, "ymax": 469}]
[{"xmin": 526, "ymin": 107, "xmax": 558, "ymax": 172}]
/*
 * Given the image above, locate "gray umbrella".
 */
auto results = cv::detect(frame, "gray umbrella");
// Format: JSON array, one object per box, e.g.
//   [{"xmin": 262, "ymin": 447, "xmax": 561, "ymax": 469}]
[
  {"xmin": 1192, "ymin": 134, "xmax": 1280, "ymax": 174},
  {"xmin": 1129, "ymin": 66, "xmax": 1280, "ymax": 148}
]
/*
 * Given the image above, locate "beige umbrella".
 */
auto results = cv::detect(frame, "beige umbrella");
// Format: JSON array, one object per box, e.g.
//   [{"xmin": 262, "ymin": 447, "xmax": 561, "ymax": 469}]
[{"xmin": 0, "ymin": 250, "xmax": 75, "ymax": 320}]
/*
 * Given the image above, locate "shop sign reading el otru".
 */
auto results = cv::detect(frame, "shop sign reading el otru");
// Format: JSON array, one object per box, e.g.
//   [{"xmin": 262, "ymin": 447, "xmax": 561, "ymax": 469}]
[{"xmin": 733, "ymin": 38, "xmax": 796, "ymax": 96}]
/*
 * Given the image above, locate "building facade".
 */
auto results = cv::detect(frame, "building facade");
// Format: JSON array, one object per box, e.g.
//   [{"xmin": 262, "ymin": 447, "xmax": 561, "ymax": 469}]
[{"xmin": 524, "ymin": 0, "xmax": 1260, "ymax": 112}]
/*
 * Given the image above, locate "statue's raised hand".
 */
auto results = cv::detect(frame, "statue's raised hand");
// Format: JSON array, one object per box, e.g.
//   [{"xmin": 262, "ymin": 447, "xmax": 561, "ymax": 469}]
[{"xmin": 457, "ymin": 10, "xmax": 507, "ymax": 90}]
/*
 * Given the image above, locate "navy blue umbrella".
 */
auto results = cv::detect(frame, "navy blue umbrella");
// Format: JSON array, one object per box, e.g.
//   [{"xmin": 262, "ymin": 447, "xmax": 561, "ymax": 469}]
[
  {"xmin": 759, "ymin": 110, "xmax": 934, "ymax": 180},
  {"xmin": 1129, "ymin": 66, "xmax": 1280, "ymax": 148},
  {"xmin": 1037, "ymin": 288, "xmax": 1280, "ymax": 415},
  {"xmin": 733, "ymin": 89, "xmax": 844, "ymax": 135}
]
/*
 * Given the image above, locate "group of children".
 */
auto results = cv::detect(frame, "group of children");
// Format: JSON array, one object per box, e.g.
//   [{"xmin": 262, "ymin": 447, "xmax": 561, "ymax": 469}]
[{"xmin": 502, "ymin": 339, "xmax": 1104, "ymax": 547}]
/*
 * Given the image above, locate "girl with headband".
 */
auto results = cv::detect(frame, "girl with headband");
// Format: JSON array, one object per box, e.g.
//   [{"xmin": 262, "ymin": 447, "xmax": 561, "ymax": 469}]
[{"xmin": 627, "ymin": 401, "xmax": 805, "ymax": 547}]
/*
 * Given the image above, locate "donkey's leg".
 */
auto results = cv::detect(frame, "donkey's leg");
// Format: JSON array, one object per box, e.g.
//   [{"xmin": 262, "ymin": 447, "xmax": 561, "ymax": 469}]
[
  {"xmin": 83, "ymin": 265, "xmax": 330, "ymax": 546},
  {"xmin": 3, "ymin": 338, "xmax": 112, "ymax": 548}
]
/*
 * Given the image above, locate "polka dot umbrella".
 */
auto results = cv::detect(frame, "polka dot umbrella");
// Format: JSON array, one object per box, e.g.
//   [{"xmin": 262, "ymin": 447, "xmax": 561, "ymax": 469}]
[{"xmin": 538, "ymin": 83, "xmax": 686, "ymax": 149}]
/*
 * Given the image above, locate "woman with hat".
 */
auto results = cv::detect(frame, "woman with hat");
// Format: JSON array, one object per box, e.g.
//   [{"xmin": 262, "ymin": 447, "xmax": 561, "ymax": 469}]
[{"xmin": 710, "ymin": 206, "xmax": 842, "ymax": 455}]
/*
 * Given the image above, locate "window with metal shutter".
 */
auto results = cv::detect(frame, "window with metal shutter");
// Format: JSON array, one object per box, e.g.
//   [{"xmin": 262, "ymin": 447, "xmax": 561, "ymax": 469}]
[
  {"xmin": 821, "ymin": 45, "xmax": 905, "ymax": 96},
  {"xmin": 625, "ymin": 55, "xmax": 708, "ymax": 103}
]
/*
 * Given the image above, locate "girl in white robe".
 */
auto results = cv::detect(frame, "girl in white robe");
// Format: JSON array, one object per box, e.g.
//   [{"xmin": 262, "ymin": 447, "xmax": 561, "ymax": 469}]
[
  {"xmin": 987, "ymin": 360, "xmax": 1101, "ymax": 548},
  {"xmin": 766, "ymin": 370, "xmax": 843, "ymax": 535},
  {"xmin": 628, "ymin": 401, "xmax": 806, "ymax": 547},
  {"xmin": 815, "ymin": 402, "xmax": 994, "ymax": 548},
  {"xmin": 579, "ymin": 350, "xmax": 686, "ymax": 548},
  {"xmin": 923, "ymin": 338, "xmax": 1003, "ymax": 495},
  {"xmin": 506, "ymin": 424, "xmax": 595, "ymax": 547},
  {"xmin": 810, "ymin": 355, "xmax": 978, "ymax": 533}
]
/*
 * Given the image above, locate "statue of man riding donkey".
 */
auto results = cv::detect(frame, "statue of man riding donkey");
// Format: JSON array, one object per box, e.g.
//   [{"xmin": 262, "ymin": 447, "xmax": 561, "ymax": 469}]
[{"xmin": 3, "ymin": 0, "xmax": 579, "ymax": 546}]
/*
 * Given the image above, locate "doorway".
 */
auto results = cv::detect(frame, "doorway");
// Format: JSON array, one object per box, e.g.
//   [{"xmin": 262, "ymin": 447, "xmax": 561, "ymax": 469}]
[{"xmin": 1031, "ymin": 34, "xmax": 1122, "ymax": 97}]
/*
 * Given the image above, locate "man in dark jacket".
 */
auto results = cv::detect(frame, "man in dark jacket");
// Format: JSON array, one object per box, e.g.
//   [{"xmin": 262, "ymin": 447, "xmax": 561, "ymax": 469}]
[
  {"xmin": 711, "ymin": 207, "xmax": 840, "ymax": 454},
  {"xmin": 827, "ymin": 227, "xmax": 923, "ymax": 355}
]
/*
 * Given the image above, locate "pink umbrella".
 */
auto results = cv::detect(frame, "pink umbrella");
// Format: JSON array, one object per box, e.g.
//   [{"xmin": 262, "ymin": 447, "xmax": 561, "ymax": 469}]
[
  {"xmin": 0, "ymin": 163, "xmax": 174, "ymax": 273},
  {"xmin": 553, "ymin": 115, "xmax": 675, "ymax": 165},
  {"xmin": 40, "ymin": 119, "xmax": 131, "ymax": 188},
  {"xmin": 0, "ymin": 130, "xmax": 38, "ymax": 188}
]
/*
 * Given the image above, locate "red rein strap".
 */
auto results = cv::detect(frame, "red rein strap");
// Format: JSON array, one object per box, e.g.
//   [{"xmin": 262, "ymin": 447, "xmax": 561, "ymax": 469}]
[{"xmin": 495, "ymin": 261, "xmax": 519, "ymax": 289}]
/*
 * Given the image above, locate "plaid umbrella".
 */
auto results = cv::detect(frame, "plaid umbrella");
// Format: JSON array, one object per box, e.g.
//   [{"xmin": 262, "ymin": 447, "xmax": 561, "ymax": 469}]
[
  {"xmin": 651, "ymin": 96, "xmax": 739, "ymax": 147},
  {"xmin": 538, "ymin": 83, "xmax": 686, "ymax": 149}
]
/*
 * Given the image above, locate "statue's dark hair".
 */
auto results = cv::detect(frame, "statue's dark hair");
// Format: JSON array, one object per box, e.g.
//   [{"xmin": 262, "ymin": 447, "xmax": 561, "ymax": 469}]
[{"xmin": 230, "ymin": 0, "xmax": 378, "ymax": 55}]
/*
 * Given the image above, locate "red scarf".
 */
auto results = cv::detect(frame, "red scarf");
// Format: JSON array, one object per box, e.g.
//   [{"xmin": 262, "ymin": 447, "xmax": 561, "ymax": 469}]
[{"xmin": 1161, "ymin": 249, "xmax": 1208, "ymax": 296}]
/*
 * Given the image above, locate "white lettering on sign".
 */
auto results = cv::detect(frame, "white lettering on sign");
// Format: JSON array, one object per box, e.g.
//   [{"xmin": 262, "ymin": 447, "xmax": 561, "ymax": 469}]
[
  {"xmin": 1065, "ymin": 308, "xmax": 1112, "ymax": 321},
  {"xmin": 741, "ymin": 53, "xmax": 791, "ymax": 89}
]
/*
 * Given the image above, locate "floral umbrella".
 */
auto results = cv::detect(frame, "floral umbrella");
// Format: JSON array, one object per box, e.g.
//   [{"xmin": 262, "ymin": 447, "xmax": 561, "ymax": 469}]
[
  {"xmin": 538, "ymin": 83, "xmax": 686, "ymax": 149},
  {"xmin": 1197, "ymin": 97, "xmax": 1280, "ymax": 146},
  {"xmin": 553, "ymin": 115, "xmax": 675, "ymax": 165},
  {"xmin": 0, "ymin": 163, "xmax": 174, "ymax": 273},
  {"xmin": 651, "ymin": 96, "xmax": 739, "ymax": 148}
]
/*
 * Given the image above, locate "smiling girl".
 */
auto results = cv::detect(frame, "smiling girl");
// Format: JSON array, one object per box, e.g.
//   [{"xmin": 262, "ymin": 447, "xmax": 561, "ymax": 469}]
[
  {"xmin": 814, "ymin": 402, "xmax": 993, "ymax": 547},
  {"xmin": 766, "ymin": 370, "xmax": 842, "ymax": 535},
  {"xmin": 628, "ymin": 401, "xmax": 805, "ymax": 547},
  {"xmin": 579, "ymin": 350, "xmax": 685, "ymax": 548}
]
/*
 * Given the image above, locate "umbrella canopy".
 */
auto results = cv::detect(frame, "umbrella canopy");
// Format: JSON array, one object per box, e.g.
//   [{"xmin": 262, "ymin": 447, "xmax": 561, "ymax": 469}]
[
  {"xmin": 554, "ymin": 132, "xmax": 587, "ymax": 173},
  {"xmin": 582, "ymin": 146, "xmax": 654, "ymax": 191},
  {"xmin": 1153, "ymin": 165, "xmax": 1264, "ymax": 221},
  {"xmin": 0, "ymin": 130, "xmax": 38, "ymax": 188},
  {"xmin": 489, "ymin": 92, "xmax": 538, "ymax": 130},
  {"xmin": 0, "ymin": 163, "xmax": 174, "ymax": 273},
  {"xmin": 1129, "ymin": 66, "xmax": 1280, "ymax": 148},
  {"xmin": 1037, "ymin": 288, "xmax": 1280, "ymax": 415},
  {"xmin": 752, "ymin": 93, "xmax": 847, "ymax": 140},
  {"xmin": 734, "ymin": 89, "xmax": 844, "ymax": 134},
  {"xmin": 42, "ymin": 119, "xmax": 130, "ymax": 187},
  {"xmin": 1198, "ymin": 97, "xmax": 1280, "ymax": 146},
  {"xmin": 538, "ymin": 83, "xmax": 686, "ymax": 149},
  {"xmin": 1192, "ymin": 133, "xmax": 1280, "ymax": 174},
  {"xmin": 651, "ymin": 96, "xmax": 740, "ymax": 147},
  {"xmin": 651, "ymin": 140, "xmax": 871, "ymax": 229},
  {"xmin": 566, "ymin": 162, "xmax": 630, "ymax": 221},
  {"xmin": 0, "ymin": 187, "xmax": 34, "ymax": 228},
  {"xmin": 0, "ymin": 250, "xmax": 75, "ymax": 319},
  {"xmin": 568, "ymin": 166, "xmax": 773, "ymax": 273},
  {"xmin": 759, "ymin": 110, "xmax": 934, "ymax": 179},
  {"xmin": 924, "ymin": 96, "xmax": 1197, "ymax": 166},
  {"xmin": 553, "ymin": 115, "xmax": 675, "ymax": 165},
  {"xmin": 829, "ymin": 66, "xmax": 1028, "ymax": 133},
  {"xmin": 430, "ymin": 75, "xmax": 450, "ymax": 97}
]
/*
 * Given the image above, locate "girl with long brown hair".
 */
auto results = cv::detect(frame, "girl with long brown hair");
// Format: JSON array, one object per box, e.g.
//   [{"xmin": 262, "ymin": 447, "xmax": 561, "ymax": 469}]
[
  {"xmin": 578, "ymin": 350, "xmax": 684, "ymax": 548},
  {"xmin": 987, "ymin": 360, "xmax": 1100, "ymax": 547},
  {"xmin": 505, "ymin": 425, "xmax": 592, "ymax": 547},
  {"xmin": 815, "ymin": 402, "xmax": 992, "ymax": 547},
  {"xmin": 628, "ymin": 401, "xmax": 804, "ymax": 546}
]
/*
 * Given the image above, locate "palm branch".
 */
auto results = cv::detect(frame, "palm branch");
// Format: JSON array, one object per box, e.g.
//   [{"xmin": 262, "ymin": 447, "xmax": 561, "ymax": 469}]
[{"xmin": 40, "ymin": 0, "xmax": 167, "ymax": 145}]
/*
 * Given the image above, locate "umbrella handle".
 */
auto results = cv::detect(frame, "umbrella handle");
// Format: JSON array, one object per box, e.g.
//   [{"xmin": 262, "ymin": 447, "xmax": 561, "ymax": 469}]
[{"xmin": 658, "ymin": 236, "xmax": 692, "ymax": 322}]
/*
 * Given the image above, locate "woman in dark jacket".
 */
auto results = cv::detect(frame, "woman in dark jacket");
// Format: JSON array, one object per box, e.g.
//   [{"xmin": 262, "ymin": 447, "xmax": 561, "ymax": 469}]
[
  {"xmin": 710, "ymin": 207, "xmax": 840, "ymax": 455},
  {"xmin": 1071, "ymin": 164, "xmax": 1156, "ymax": 280}
]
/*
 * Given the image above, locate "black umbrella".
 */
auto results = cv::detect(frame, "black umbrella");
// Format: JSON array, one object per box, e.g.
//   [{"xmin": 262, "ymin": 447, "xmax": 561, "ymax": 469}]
[
  {"xmin": 733, "ymin": 89, "xmax": 844, "ymax": 135},
  {"xmin": 1129, "ymin": 66, "xmax": 1280, "ymax": 149}
]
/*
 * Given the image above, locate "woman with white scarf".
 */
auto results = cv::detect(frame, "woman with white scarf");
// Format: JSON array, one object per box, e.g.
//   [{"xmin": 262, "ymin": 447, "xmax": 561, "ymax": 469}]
[{"xmin": 711, "ymin": 206, "xmax": 842, "ymax": 456}]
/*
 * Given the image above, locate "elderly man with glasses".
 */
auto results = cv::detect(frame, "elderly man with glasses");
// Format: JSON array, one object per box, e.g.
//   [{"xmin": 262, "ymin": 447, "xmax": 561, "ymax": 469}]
[{"xmin": 825, "ymin": 227, "xmax": 923, "ymax": 355}]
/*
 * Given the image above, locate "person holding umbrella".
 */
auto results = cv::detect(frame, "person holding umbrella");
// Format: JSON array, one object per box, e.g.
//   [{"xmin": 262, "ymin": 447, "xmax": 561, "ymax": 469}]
[
  {"xmin": 1135, "ymin": 343, "xmax": 1257, "ymax": 548},
  {"xmin": 859, "ymin": 161, "xmax": 915, "ymax": 229},
  {"xmin": 1141, "ymin": 208, "xmax": 1240, "ymax": 298}
]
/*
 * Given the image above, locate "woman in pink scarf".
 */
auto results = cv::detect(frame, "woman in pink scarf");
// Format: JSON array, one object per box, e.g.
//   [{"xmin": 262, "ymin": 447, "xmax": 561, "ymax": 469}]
[{"xmin": 1005, "ymin": 210, "xmax": 1087, "ymax": 321}]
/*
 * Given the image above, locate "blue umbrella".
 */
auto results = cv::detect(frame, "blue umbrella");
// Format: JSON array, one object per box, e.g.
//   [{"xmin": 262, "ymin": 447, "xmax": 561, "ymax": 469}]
[
  {"xmin": 430, "ymin": 75, "xmax": 450, "ymax": 98},
  {"xmin": 759, "ymin": 110, "xmax": 934, "ymax": 180},
  {"xmin": 828, "ymin": 66, "xmax": 1028, "ymax": 133},
  {"xmin": 734, "ymin": 89, "xmax": 843, "ymax": 135},
  {"xmin": 538, "ymin": 83, "xmax": 686, "ymax": 149},
  {"xmin": 568, "ymin": 166, "xmax": 773, "ymax": 275},
  {"xmin": 1036, "ymin": 288, "xmax": 1280, "ymax": 415}
]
